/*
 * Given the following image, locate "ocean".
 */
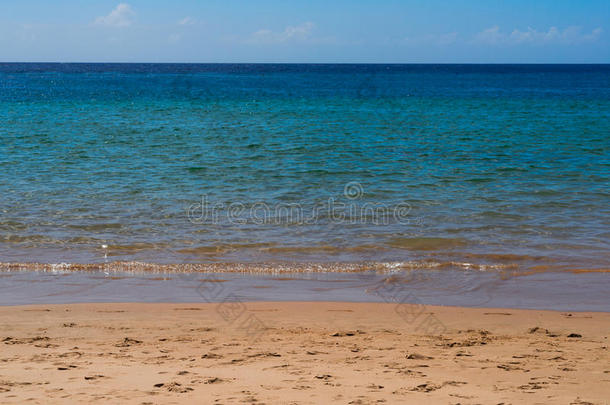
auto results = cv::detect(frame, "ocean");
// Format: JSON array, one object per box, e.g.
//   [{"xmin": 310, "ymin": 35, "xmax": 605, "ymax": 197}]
[{"xmin": 1, "ymin": 63, "xmax": 609, "ymax": 276}]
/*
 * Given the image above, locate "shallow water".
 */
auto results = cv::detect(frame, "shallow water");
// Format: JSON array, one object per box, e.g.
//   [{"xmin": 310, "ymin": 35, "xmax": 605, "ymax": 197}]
[
  {"xmin": 0, "ymin": 269, "xmax": 608, "ymax": 312},
  {"xmin": 1, "ymin": 63, "xmax": 609, "ymax": 273}
]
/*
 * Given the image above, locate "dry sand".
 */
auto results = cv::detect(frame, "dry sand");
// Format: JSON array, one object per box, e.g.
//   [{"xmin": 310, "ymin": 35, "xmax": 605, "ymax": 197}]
[{"xmin": 0, "ymin": 302, "xmax": 608, "ymax": 404}]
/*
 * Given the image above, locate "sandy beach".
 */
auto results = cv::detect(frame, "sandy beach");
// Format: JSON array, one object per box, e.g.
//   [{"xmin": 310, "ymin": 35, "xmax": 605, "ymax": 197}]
[{"xmin": 0, "ymin": 302, "xmax": 608, "ymax": 404}]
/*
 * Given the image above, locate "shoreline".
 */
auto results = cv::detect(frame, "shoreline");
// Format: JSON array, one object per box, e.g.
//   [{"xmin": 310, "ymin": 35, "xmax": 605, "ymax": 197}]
[
  {"xmin": 1, "ymin": 302, "xmax": 608, "ymax": 404},
  {"xmin": 1, "ymin": 268, "xmax": 608, "ymax": 312}
]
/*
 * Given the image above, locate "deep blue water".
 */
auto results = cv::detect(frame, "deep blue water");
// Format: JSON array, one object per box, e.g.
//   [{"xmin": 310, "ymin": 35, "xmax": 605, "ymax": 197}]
[{"xmin": 0, "ymin": 64, "xmax": 609, "ymax": 272}]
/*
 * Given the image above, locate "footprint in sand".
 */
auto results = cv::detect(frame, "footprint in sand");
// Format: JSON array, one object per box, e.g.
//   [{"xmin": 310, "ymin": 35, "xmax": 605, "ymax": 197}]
[
  {"xmin": 306, "ymin": 350, "xmax": 328, "ymax": 355},
  {"xmin": 406, "ymin": 353, "xmax": 434, "ymax": 360},
  {"xmin": 497, "ymin": 363, "xmax": 528, "ymax": 372},
  {"xmin": 293, "ymin": 384, "xmax": 312, "ymax": 390},
  {"xmin": 84, "ymin": 375, "xmax": 106, "ymax": 381},
  {"xmin": 154, "ymin": 382, "xmax": 194, "ymax": 393},
  {"xmin": 115, "ymin": 337, "xmax": 142, "ymax": 347},
  {"xmin": 330, "ymin": 330, "xmax": 366, "ymax": 337},
  {"xmin": 411, "ymin": 382, "xmax": 442, "ymax": 392},
  {"xmin": 247, "ymin": 352, "xmax": 281, "ymax": 358},
  {"xmin": 201, "ymin": 353, "xmax": 223, "ymax": 359}
]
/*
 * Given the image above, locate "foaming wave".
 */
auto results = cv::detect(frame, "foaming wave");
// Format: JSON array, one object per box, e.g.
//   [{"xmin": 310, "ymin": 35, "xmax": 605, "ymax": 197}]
[{"xmin": 0, "ymin": 260, "xmax": 522, "ymax": 275}]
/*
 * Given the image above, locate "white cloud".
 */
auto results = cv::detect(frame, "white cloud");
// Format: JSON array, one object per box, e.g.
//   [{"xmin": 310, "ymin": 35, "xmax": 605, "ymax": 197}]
[
  {"xmin": 474, "ymin": 26, "xmax": 603, "ymax": 45},
  {"xmin": 584, "ymin": 27, "xmax": 604, "ymax": 41},
  {"xmin": 178, "ymin": 17, "xmax": 195, "ymax": 26},
  {"xmin": 473, "ymin": 26, "xmax": 503, "ymax": 44},
  {"xmin": 94, "ymin": 3, "xmax": 135, "ymax": 27},
  {"xmin": 248, "ymin": 22, "xmax": 315, "ymax": 44}
]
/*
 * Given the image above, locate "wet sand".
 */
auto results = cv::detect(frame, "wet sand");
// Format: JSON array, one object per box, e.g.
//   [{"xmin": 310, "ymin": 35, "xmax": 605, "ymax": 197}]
[
  {"xmin": 2, "ymin": 269, "xmax": 609, "ymax": 311},
  {"xmin": 0, "ymin": 302, "xmax": 608, "ymax": 404}
]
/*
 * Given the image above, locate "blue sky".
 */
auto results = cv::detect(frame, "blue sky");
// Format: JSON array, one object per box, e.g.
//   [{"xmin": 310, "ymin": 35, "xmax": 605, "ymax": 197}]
[{"xmin": 1, "ymin": 0, "xmax": 608, "ymax": 62}]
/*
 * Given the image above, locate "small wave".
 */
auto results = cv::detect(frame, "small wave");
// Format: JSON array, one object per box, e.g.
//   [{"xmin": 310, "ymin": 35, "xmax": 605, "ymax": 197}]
[
  {"xmin": 0, "ymin": 234, "xmax": 55, "ymax": 244},
  {"xmin": 475, "ymin": 211, "xmax": 529, "ymax": 220},
  {"xmin": 178, "ymin": 242, "xmax": 278, "ymax": 256},
  {"xmin": 463, "ymin": 253, "xmax": 549, "ymax": 262},
  {"xmin": 570, "ymin": 268, "xmax": 610, "ymax": 274},
  {"xmin": 177, "ymin": 246, "xmax": 233, "ymax": 255},
  {"xmin": 104, "ymin": 243, "xmax": 171, "ymax": 253},
  {"xmin": 386, "ymin": 237, "xmax": 467, "ymax": 251},
  {"xmin": 66, "ymin": 223, "xmax": 123, "ymax": 231},
  {"xmin": 261, "ymin": 245, "xmax": 343, "ymax": 254}
]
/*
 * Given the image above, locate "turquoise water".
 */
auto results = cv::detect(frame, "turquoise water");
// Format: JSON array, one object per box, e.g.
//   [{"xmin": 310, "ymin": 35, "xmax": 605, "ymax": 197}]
[{"xmin": 1, "ymin": 64, "xmax": 609, "ymax": 272}]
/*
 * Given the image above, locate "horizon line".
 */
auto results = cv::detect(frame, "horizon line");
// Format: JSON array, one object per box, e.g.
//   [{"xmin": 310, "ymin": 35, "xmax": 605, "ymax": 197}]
[{"xmin": 1, "ymin": 61, "xmax": 609, "ymax": 65}]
